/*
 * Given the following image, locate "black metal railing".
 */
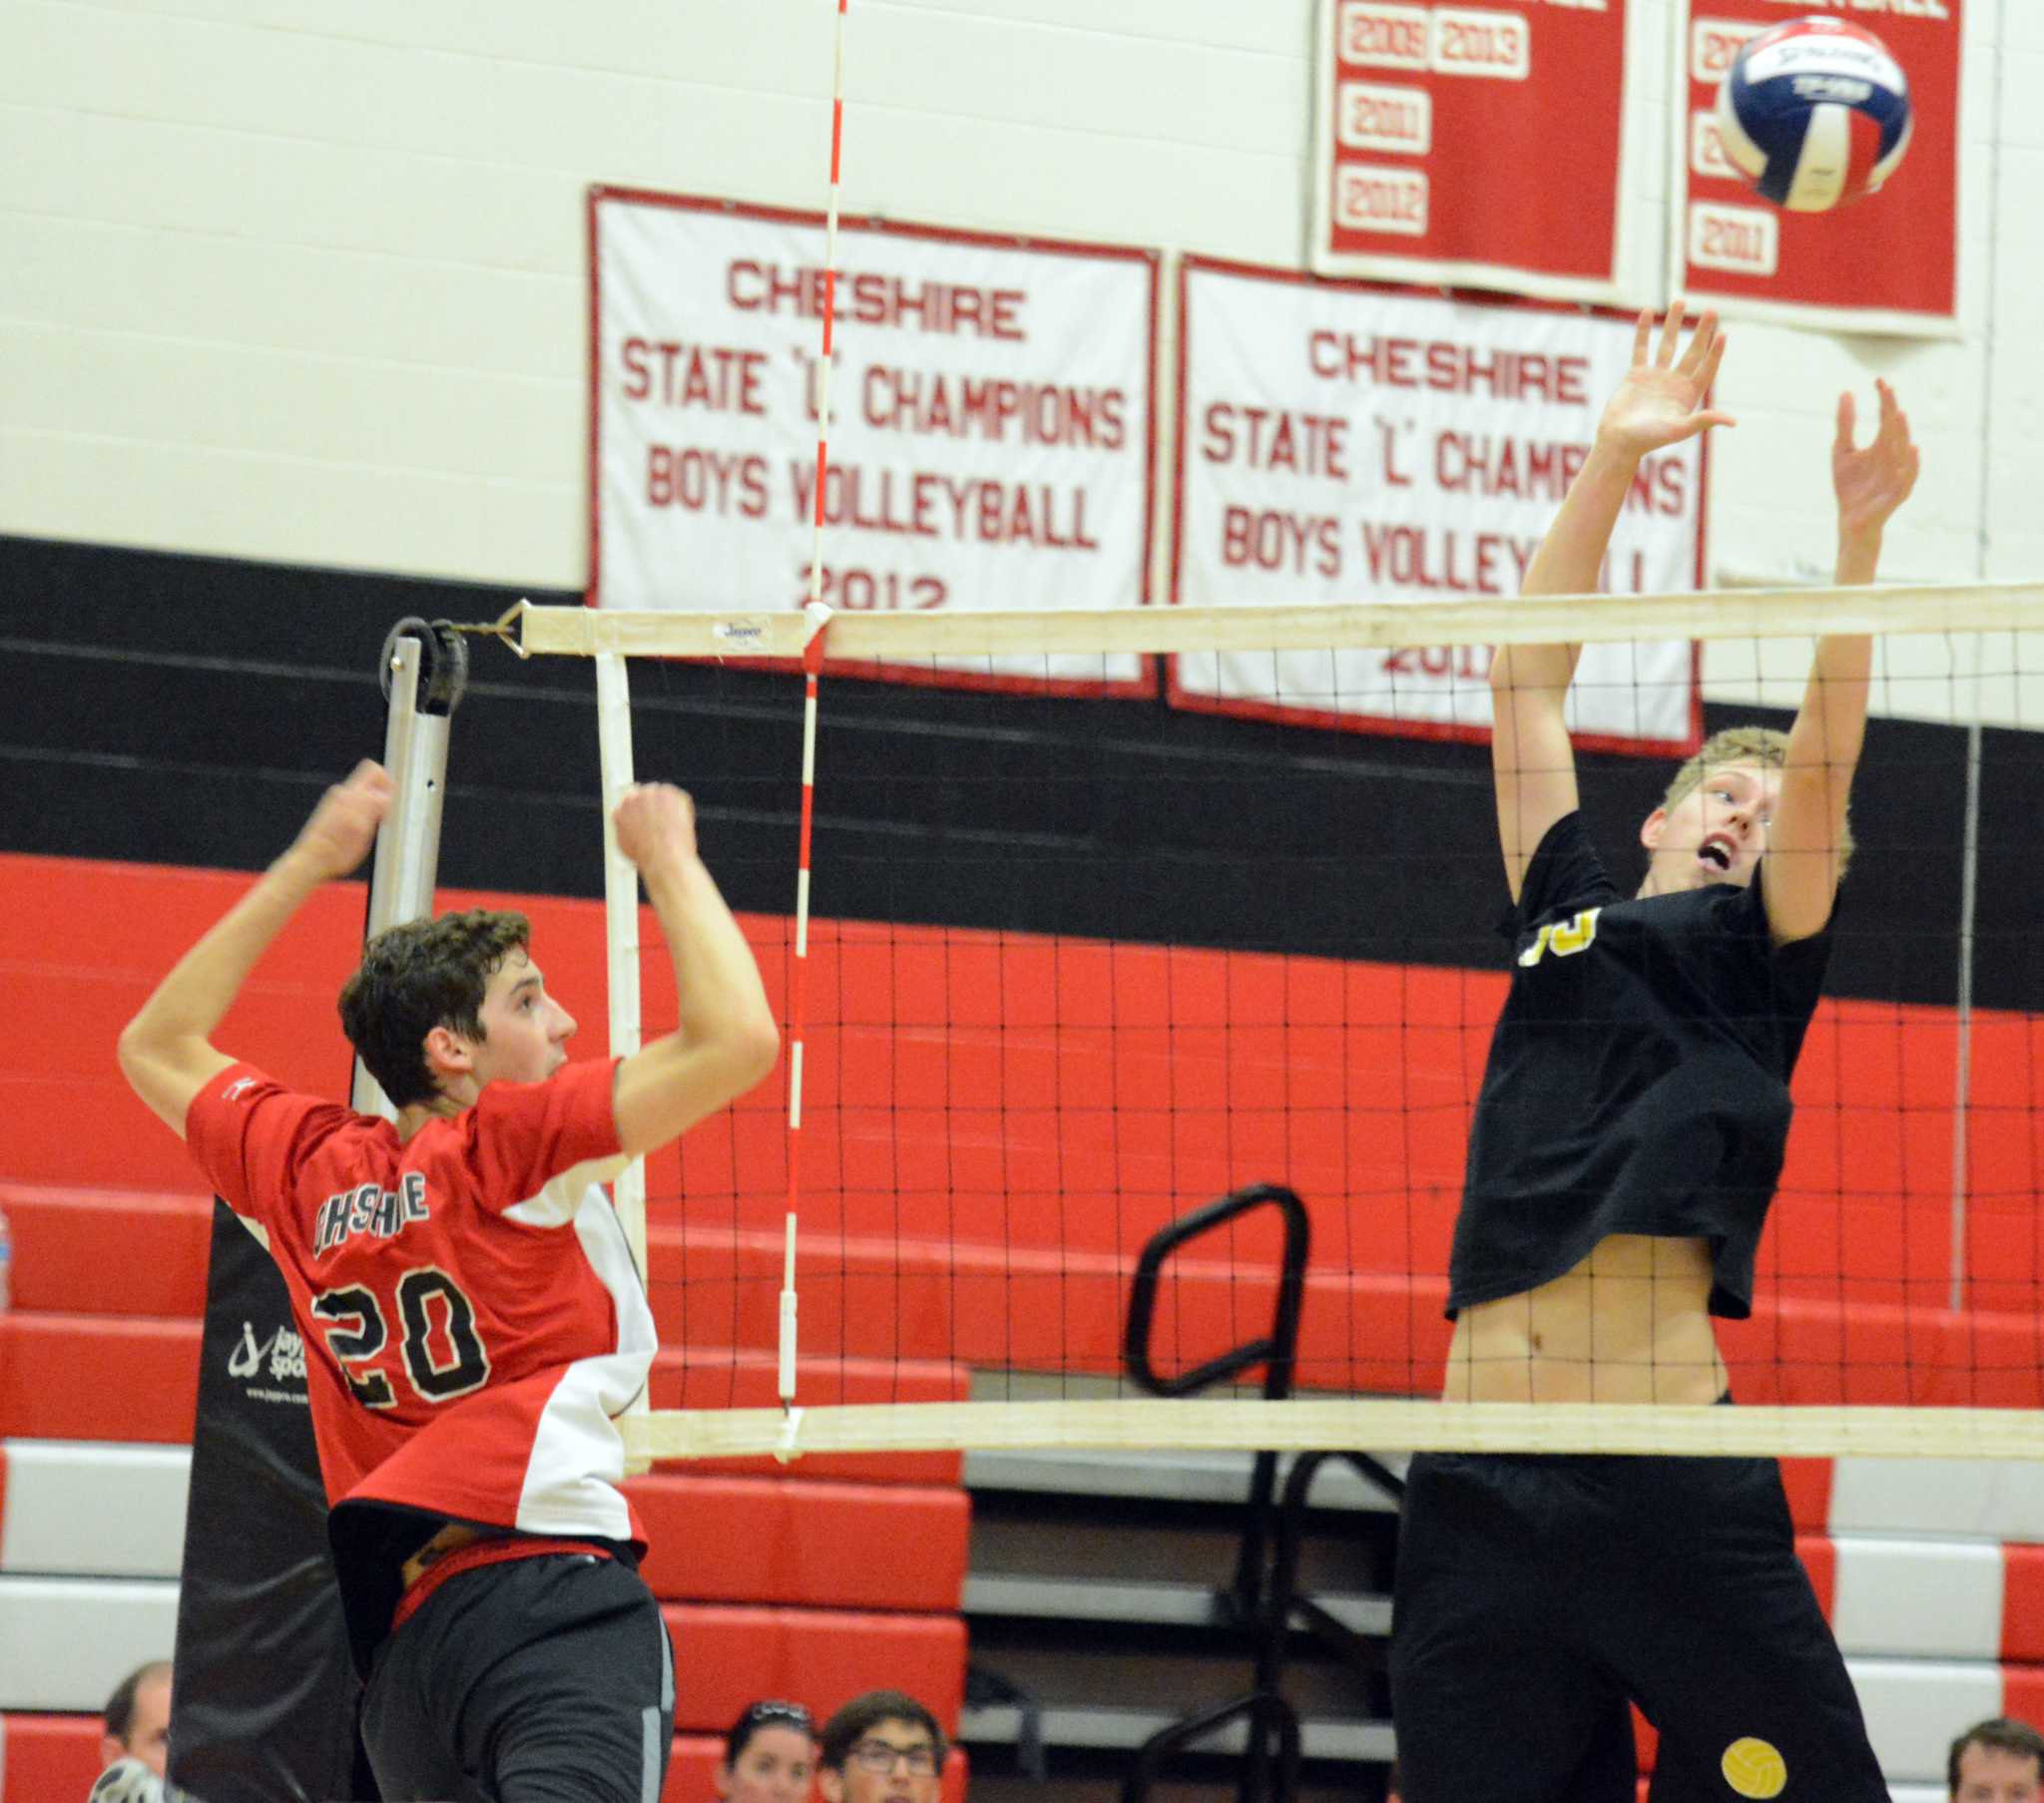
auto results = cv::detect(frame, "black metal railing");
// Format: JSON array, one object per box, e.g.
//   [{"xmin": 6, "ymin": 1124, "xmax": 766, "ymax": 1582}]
[
  {"xmin": 1255, "ymin": 1450, "xmax": 1405, "ymax": 1700},
  {"xmin": 1119, "ymin": 1691, "xmax": 1301, "ymax": 1803},
  {"xmin": 1120, "ymin": 1182, "xmax": 1308, "ymax": 1803}
]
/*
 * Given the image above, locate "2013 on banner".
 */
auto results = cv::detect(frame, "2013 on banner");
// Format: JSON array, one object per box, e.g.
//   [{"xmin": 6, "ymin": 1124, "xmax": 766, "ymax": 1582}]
[{"xmin": 1311, "ymin": 0, "xmax": 1644, "ymax": 304}]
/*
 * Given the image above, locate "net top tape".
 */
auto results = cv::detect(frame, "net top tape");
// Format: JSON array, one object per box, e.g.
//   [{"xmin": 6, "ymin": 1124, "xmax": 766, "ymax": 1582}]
[
  {"xmin": 621, "ymin": 1398, "xmax": 2044, "ymax": 1464},
  {"xmin": 517, "ymin": 585, "xmax": 2044, "ymax": 661}
]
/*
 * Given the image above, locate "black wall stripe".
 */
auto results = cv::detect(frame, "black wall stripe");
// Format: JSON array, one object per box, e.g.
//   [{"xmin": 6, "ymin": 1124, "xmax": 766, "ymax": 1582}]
[{"xmin": 4, "ymin": 533, "xmax": 2030, "ymax": 1012}]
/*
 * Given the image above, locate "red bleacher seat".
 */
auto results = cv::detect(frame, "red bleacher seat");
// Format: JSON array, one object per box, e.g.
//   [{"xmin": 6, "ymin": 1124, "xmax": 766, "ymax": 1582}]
[
  {"xmin": 632, "ymin": 1474, "xmax": 967, "ymax": 1611},
  {"xmin": 0, "ymin": 1184, "xmax": 211, "ymax": 1317},
  {"xmin": 0, "ymin": 1314, "xmax": 202, "ymax": 1444},
  {"xmin": 664, "ymin": 1604, "xmax": 965, "ymax": 1733},
  {"xmin": 0, "ymin": 1714, "xmax": 104, "ymax": 1803}
]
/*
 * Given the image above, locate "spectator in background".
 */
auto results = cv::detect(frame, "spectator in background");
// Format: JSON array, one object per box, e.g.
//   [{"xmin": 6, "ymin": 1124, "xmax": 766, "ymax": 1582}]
[
  {"xmin": 90, "ymin": 1659, "xmax": 204, "ymax": 1801},
  {"xmin": 817, "ymin": 1691, "xmax": 945, "ymax": 1803},
  {"xmin": 100, "ymin": 1662, "xmax": 172, "ymax": 1778},
  {"xmin": 717, "ymin": 1699, "xmax": 816, "ymax": 1803},
  {"xmin": 1950, "ymin": 1718, "xmax": 2044, "ymax": 1803}
]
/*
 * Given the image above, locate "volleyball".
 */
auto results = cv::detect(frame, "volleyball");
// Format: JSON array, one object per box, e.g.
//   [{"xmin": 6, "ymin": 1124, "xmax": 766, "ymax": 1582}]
[{"xmin": 1715, "ymin": 17, "xmax": 1912, "ymax": 212}]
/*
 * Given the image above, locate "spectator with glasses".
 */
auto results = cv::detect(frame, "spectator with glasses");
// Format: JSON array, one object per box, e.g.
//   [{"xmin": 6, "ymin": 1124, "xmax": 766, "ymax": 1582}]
[
  {"xmin": 817, "ymin": 1691, "xmax": 946, "ymax": 1803},
  {"xmin": 716, "ymin": 1700, "xmax": 817, "ymax": 1803}
]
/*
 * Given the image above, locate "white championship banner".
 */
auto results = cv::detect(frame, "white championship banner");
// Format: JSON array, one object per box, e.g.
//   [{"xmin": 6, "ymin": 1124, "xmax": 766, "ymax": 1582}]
[
  {"xmin": 591, "ymin": 188, "xmax": 1159, "ymax": 693},
  {"xmin": 1172, "ymin": 257, "xmax": 1705, "ymax": 752}
]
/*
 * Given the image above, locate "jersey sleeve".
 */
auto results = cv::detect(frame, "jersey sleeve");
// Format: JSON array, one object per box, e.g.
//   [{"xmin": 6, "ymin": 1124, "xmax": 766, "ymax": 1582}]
[
  {"xmin": 1714, "ymin": 860, "xmax": 1836, "ymax": 1058},
  {"xmin": 1500, "ymin": 810, "xmax": 1620, "ymax": 940},
  {"xmin": 461, "ymin": 1057, "xmax": 625, "ymax": 1213},
  {"xmin": 185, "ymin": 1064, "xmax": 354, "ymax": 1234}
]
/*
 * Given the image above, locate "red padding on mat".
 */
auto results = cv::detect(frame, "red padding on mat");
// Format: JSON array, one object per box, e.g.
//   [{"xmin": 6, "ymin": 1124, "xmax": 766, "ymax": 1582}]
[
  {"xmin": 1777, "ymin": 1459, "xmax": 1833, "ymax": 1534},
  {"xmin": 663, "ymin": 1604, "xmax": 965, "ymax": 1735},
  {"xmin": 632, "ymin": 1476, "xmax": 967, "ymax": 1610},
  {"xmin": 0, "ymin": 1713, "xmax": 105, "ymax": 1803},
  {"xmin": 2005, "ymin": 1660, "xmax": 2044, "ymax": 1725},
  {"xmin": 0, "ymin": 1184, "xmax": 212, "ymax": 1317},
  {"xmin": 665, "ymin": 1733, "xmax": 968, "ymax": 1802},
  {"xmin": 2005, "ymin": 1547, "xmax": 2044, "ymax": 1662},
  {"xmin": 0, "ymin": 1315, "xmax": 200, "ymax": 1442}
]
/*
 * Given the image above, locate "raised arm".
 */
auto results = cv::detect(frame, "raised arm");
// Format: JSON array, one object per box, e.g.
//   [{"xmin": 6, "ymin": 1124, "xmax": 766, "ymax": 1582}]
[
  {"xmin": 608, "ymin": 784, "xmax": 780, "ymax": 1159},
  {"xmin": 119, "ymin": 761, "xmax": 393, "ymax": 1135},
  {"xmin": 1765, "ymin": 380, "xmax": 1920, "ymax": 943},
  {"xmin": 1492, "ymin": 304, "xmax": 1735, "ymax": 901}
]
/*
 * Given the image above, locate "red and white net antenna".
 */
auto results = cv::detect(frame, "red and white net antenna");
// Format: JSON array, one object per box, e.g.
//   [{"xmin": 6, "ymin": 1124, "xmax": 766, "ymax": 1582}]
[{"xmin": 780, "ymin": 0, "xmax": 850, "ymax": 1443}]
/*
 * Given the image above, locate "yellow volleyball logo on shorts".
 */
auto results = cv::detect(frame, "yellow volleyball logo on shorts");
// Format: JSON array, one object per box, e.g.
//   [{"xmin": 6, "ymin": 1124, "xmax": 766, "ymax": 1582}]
[{"xmin": 1721, "ymin": 1737, "xmax": 1788, "ymax": 1799}]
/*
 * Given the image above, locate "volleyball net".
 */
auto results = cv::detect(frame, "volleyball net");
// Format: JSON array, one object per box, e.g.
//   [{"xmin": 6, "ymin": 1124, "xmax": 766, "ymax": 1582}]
[{"xmin": 504, "ymin": 588, "xmax": 2044, "ymax": 1464}]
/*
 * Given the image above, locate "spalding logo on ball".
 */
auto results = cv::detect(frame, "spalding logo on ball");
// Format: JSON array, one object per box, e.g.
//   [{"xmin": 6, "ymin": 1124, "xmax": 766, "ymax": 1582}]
[{"xmin": 1716, "ymin": 16, "xmax": 1912, "ymax": 212}]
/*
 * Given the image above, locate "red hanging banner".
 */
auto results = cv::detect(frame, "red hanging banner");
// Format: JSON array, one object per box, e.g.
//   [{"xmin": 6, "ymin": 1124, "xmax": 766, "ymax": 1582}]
[
  {"xmin": 1310, "ymin": 0, "xmax": 1650, "ymax": 304},
  {"xmin": 1674, "ymin": 1, "xmax": 1961, "ymax": 335}
]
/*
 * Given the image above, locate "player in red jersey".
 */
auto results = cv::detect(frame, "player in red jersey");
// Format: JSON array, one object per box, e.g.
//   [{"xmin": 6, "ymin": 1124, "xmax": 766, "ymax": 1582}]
[{"xmin": 119, "ymin": 762, "xmax": 780, "ymax": 1803}]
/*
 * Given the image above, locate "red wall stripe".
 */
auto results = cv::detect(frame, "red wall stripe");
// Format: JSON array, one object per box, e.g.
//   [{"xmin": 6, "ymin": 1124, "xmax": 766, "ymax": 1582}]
[{"xmin": 5, "ymin": 852, "xmax": 2037, "ymax": 1410}]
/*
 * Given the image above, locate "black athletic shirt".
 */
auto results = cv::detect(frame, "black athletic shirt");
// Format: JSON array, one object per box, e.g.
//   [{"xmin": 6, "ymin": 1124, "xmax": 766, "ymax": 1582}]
[{"xmin": 1448, "ymin": 810, "xmax": 1832, "ymax": 1321}]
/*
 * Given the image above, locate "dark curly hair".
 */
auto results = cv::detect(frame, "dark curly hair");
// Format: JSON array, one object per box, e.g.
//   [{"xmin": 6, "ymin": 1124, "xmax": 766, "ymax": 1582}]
[{"xmin": 338, "ymin": 909, "xmax": 532, "ymax": 1108}]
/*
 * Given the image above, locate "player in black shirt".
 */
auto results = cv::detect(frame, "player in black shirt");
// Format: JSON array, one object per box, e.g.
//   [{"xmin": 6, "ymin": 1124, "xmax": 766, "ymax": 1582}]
[{"xmin": 1388, "ymin": 303, "xmax": 1920, "ymax": 1803}]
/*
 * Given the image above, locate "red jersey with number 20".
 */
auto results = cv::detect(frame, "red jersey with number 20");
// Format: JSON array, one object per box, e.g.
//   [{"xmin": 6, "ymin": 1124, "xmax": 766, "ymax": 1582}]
[{"xmin": 185, "ymin": 1057, "xmax": 655, "ymax": 1556}]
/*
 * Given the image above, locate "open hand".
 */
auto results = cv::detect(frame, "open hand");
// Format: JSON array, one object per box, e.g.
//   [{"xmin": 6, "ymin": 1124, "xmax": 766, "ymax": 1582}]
[
  {"xmin": 1596, "ymin": 301, "xmax": 1737, "ymax": 459},
  {"xmin": 289, "ymin": 760, "xmax": 392, "ymax": 881},
  {"xmin": 1833, "ymin": 379, "xmax": 1920, "ymax": 542}
]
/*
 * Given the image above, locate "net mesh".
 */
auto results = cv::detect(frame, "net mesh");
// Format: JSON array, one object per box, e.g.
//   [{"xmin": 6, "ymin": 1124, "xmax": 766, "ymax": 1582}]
[{"xmin": 544, "ymin": 594, "xmax": 2044, "ymax": 1461}]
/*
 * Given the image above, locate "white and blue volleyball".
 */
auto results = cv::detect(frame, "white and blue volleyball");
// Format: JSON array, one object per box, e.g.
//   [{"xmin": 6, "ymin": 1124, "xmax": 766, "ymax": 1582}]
[{"xmin": 1716, "ymin": 17, "xmax": 1912, "ymax": 213}]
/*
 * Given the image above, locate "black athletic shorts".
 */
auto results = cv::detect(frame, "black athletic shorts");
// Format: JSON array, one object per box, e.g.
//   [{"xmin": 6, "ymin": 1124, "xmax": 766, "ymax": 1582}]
[
  {"xmin": 361, "ymin": 1550, "xmax": 675, "ymax": 1803},
  {"xmin": 1389, "ymin": 1449, "xmax": 1887, "ymax": 1803}
]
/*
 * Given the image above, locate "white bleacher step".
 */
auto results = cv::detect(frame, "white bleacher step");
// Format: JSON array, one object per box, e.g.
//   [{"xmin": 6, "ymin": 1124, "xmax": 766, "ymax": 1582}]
[
  {"xmin": 963, "ymin": 1447, "xmax": 1404, "ymax": 1512},
  {"xmin": 962, "ymin": 1573, "xmax": 1391, "ymax": 1636},
  {"xmin": 1828, "ymin": 1458, "xmax": 2044, "ymax": 1541},
  {"xmin": 0, "ymin": 1441, "xmax": 190, "ymax": 1578},
  {"xmin": 0, "ymin": 1576, "xmax": 179, "ymax": 1710},
  {"xmin": 957, "ymin": 1702, "xmax": 1395, "ymax": 1763},
  {"xmin": 1848, "ymin": 1656, "xmax": 2008, "ymax": 1787}
]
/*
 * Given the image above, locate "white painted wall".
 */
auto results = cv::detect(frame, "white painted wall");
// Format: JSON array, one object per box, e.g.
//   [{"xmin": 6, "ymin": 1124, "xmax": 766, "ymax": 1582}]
[{"xmin": 0, "ymin": 0, "xmax": 2033, "ymax": 717}]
